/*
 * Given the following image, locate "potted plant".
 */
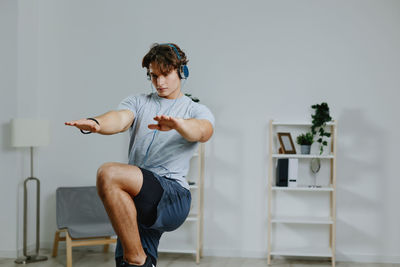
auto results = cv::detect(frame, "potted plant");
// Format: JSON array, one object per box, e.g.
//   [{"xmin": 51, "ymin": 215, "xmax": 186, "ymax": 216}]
[
  {"xmin": 296, "ymin": 132, "xmax": 314, "ymax": 154},
  {"xmin": 311, "ymin": 102, "xmax": 332, "ymax": 155},
  {"xmin": 308, "ymin": 102, "xmax": 332, "ymax": 177}
]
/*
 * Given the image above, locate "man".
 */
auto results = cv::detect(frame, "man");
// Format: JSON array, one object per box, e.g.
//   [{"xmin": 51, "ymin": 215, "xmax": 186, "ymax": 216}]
[{"xmin": 65, "ymin": 43, "xmax": 214, "ymax": 267}]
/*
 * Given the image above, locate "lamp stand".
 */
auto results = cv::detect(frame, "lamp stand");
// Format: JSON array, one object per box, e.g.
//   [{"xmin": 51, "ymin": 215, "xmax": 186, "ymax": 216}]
[{"xmin": 15, "ymin": 147, "xmax": 48, "ymax": 264}]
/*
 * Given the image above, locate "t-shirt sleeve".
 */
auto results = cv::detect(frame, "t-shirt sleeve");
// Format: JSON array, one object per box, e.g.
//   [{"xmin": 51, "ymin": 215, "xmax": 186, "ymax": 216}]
[
  {"xmin": 117, "ymin": 95, "xmax": 138, "ymax": 116},
  {"xmin": 191, "ymin": 103, "xmax": 215, "ymax": 127}
]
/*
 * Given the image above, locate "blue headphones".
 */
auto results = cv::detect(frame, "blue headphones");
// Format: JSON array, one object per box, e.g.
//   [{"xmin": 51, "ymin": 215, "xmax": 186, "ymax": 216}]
[{"xmin": 147, "ymin": 43, "xmax": 189, "ymax": 80}]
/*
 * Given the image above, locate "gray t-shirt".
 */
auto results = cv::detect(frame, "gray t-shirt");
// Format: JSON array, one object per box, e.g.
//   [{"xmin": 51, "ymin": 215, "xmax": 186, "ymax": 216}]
[{"xmin": 118, "ymin": 93, "xmax": 215, "ymax": 189}]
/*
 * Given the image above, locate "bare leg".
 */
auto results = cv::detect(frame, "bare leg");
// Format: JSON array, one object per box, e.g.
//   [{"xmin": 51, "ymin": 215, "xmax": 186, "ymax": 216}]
[{"xmin": 96, "ymin": 162, "xmax": 146, "ymax": 265}]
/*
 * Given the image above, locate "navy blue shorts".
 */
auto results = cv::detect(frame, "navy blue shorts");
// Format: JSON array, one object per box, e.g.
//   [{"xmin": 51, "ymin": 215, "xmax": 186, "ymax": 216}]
[{"xmin": 115, "ymin": 168, "xmax": 191, "ymax": 266}]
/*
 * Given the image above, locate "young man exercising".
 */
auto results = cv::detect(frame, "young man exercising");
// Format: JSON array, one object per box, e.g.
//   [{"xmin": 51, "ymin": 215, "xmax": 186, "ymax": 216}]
[{"xmin": 65, "ymin": 43, "xmax": 214, "ymax": 267}]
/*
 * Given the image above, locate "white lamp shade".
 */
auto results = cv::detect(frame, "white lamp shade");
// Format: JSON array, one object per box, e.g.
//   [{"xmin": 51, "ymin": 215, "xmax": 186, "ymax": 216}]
[{"xmin": 11, "ymin": 118, "xmax": 50, "ymax": 147}]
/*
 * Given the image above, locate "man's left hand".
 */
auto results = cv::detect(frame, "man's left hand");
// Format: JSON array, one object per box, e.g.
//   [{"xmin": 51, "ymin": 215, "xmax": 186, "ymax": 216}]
[{"xmin": 148, "ymin": 115, "xmax": 183, "ymax": 131}]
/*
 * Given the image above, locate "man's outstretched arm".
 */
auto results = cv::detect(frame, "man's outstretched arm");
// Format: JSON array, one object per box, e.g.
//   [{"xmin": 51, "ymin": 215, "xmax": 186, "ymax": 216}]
[
  {"xmin": 148, "ymin": 115, "xmax": 213, "ymax": 142},
  {"xmin": 65, "ymin": 110, "xmax": 134, "ymax": 135}
]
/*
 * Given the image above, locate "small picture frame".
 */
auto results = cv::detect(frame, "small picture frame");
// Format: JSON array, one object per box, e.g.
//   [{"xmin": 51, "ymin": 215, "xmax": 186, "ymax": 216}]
[{"xmin": 277, "ymin": 132, "xmax": 297, "ymax": 154}]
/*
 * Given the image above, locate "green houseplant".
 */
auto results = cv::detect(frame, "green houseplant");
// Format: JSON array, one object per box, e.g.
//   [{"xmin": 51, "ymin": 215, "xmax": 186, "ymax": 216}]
[
  {"xmin": 296, "ymin": 132, "xmax": 314, "ymax": 154},
  {"xmin": 311, "ymin": 102, "xmax": 332, "ymax": 155}
]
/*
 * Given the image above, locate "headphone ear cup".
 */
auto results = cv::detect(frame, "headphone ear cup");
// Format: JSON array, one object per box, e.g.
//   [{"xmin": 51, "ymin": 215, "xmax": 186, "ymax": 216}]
[{"xmin": 180, "ymin": 65, "xmax": 189, "ymax": 79}]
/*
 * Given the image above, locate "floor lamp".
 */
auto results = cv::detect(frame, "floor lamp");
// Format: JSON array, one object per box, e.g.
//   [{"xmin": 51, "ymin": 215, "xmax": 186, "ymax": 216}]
[{"xmin": 11, "ymin": 118, "xmax": 50, "ymax": 264}]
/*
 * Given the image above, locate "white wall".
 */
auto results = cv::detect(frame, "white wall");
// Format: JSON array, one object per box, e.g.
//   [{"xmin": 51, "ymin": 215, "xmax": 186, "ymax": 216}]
[
  {"xmin": 0, "ymin": 0, "xmax": 18, "ymax": 258},
  {"xmin": 1, "ymin": 0, "xmax": 400, "ymax": 262}
]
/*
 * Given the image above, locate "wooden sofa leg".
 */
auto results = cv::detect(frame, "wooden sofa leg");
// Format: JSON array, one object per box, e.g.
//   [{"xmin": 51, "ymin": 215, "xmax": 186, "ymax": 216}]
[
  {"xmin": 52, "ymin": 230, "xmax": 61, "ymax": 257},
  {"xmin": 103, "ymin": 236, "xmax": 111, "ymax": 253},
  {"xmin": 66, "ymin": 232, "xmax": 73, "ymax": 267}
]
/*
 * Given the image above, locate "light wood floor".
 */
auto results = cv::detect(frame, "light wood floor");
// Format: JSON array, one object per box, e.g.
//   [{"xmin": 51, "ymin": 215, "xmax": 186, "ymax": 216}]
[{"xmin": 1, "ymin": 250, "xmax": 399, "ymax": 267}]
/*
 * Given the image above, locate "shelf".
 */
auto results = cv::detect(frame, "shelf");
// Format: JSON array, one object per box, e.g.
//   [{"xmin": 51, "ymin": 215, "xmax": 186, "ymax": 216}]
[
  {"xmin": 158, "ymin": 248, "xmax": 197, "ymax": 254},
  {"xmin": 268, "ymin": 120, "xmax": 337, "ymax": 266},
  {"xmin": 272, "ymin": 121, "xmax": 336, "ymax": 126},
  {"xmin": 271, "ymin": 216, "xmax": 333, "ymax": 224},
  {"xmin": 270, "ymin": 246, "xmax": 332, "ymax": 257},
  {"xmin": 272, "ymin": 185, "xmax": 334, "ymax": 192},
  {"xmin": 160, "ymin": 144, "xmax": 204, "ymax": 264},
  {"xmin": 272, "ymin": 154, "xmax": 334, "ymax": 159}
]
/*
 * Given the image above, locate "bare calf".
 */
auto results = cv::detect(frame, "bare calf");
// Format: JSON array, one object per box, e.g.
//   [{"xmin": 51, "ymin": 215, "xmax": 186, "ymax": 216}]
[{"xmin": 96, "ymin": 162, "xmax": 146, "ymax": 265}]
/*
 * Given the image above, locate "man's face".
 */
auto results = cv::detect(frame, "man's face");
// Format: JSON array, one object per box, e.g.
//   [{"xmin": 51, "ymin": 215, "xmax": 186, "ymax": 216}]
[{"xmin": 149, "ymin": 63, "xmax": 181, "ymax": 99}]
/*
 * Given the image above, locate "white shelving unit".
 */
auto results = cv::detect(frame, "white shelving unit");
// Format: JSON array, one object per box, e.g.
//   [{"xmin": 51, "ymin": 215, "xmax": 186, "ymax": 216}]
[
  {"xmin": 267, "ymin": 120, "xmax": 337, "ymax": 266},
  {"xmin": 158, "ymin": 143, "xmax": 205, "ymax": 264}
]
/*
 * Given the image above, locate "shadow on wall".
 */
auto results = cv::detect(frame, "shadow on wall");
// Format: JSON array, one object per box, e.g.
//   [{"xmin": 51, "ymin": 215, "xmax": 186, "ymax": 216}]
[
  {"xmin": 43, "ymin": 192, "xmax": 57, "ymax": 249},
  {"xmin": 336, "ymin": 108, "xmax": 387, "ymax": 259},
  {"xmin": 206, "ymin": 120, "xmax": 246, "ymax": 252},
  {"xmin": 1, "ymin": 121, "xmax": 13, "ymax": 151}
]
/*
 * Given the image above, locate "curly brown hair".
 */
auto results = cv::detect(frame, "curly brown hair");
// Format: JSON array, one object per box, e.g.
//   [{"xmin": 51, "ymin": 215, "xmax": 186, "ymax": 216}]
[{"xmin": 142, "ymin": 43, "xmax": 188, "ymax": 78}]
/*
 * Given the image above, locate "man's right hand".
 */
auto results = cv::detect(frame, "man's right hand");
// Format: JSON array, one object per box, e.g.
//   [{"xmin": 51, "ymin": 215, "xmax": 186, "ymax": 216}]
[{"xmin": 65, "ymin": 119, "xmax": 100, "ymax": 133}]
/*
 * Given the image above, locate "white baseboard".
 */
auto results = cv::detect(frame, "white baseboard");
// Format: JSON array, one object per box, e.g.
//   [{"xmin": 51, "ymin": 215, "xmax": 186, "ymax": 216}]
[
  {"xmin": 0, "ymin": 242, "xmax": 51, "ymax": 259},
  {"xmin": 202, "ymin": 248, "xmax": 400, "ymax": 264},
  {"xmin": 2, "ymin": 245, "xmax": 400, "ymax": 264},
  {"xmin": 335, "ymin": 251, "xmax": 400, "ymax": 264},
  {"xmin": 202, "ymin": 248, "xmax": 266, "ymax": 258},
  {"xmin": 0, "ymin": 249, "xmax": 17, "ymax": 259},
  {"xmin": 0, "ymin": 241, "xmax": 117, "ymax": 259}
]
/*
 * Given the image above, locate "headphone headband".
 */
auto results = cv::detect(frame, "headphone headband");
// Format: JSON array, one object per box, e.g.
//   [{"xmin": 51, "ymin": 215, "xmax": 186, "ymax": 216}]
[{"xmin": 160, "ymin": 43, "xmax": 182, "ymax": 60}]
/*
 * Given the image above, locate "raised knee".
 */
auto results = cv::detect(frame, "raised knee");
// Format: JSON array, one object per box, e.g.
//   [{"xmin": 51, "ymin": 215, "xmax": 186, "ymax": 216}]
[{"xmin": 96, "ymin": 162, "xmax": 117, "ymax": 196}]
